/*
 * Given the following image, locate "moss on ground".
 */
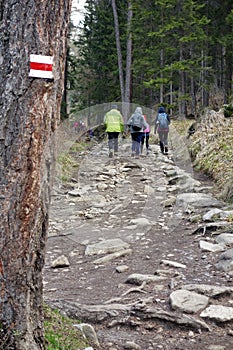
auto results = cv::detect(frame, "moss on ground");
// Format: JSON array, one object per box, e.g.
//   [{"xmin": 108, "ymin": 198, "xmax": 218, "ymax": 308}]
[{"xmin": 44, "ymin": 305, "xmax": 90, "ymax": 350}]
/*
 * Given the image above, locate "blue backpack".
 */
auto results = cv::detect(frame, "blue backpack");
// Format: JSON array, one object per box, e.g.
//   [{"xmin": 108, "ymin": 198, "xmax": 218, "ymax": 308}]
[{"xmin": 157, "ymin": 113, "xmax": 169, "ymax": 129}]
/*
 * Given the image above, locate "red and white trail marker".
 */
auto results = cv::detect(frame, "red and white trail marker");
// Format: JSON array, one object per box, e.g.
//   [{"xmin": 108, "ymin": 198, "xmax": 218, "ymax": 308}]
[{"xmin": 29, "ymin": 54, "xmax": 54, "ymax": 79}]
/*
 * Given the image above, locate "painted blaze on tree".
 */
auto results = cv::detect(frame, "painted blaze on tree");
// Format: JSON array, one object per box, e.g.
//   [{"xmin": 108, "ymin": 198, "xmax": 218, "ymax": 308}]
[{"xmin": 0, "ymin": 1, "xmax": 72, "ymax": 349}]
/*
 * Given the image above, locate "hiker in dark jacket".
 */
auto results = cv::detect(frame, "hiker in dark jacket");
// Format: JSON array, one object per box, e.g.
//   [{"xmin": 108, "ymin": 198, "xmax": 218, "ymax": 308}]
[{"xmin": 154, "ymin": 106, "xmax": 170, "ymax": 155}]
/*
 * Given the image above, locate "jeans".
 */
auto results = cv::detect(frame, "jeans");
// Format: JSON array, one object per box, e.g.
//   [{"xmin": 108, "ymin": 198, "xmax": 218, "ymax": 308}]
[{"xmin": 131, "ymin": 132, "xmax": 143, "ymax": 155}]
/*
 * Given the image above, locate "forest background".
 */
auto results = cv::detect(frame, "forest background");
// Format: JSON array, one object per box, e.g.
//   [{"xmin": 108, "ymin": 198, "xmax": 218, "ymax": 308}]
[{"xmin": 66, "ymin": 0, "xmax": 233, "ymax": 120}]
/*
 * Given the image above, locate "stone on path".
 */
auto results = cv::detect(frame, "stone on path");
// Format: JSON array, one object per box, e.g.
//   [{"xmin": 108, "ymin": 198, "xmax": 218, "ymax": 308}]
[
  {"xmin": 126, "ymin": 273, "xmax": 167, "ymax": 285},
  {"xmin": 74, "ymin": 323, "xmax": 100, "ymax": 347},
  {"xmin": 182, "ymin": 284, "xmax": 233, "ymax": 297},
  {"xmin": 215, "ymin": 233, "xmax": 233, "ymax": 245},
  {"xmin": 200, "ymin": 305, "xmax": 233, "ymax": 322},
  {"xmin": 85, "ymin": 238, "xmax": 130, "ymax": 256},
  {"xmin": 170, "ymin": 289, "xmax": 209, "ymax": 313},
  {"xmin": 199, "ymin": 240, "xmax": 226, "ymax": 253},
  {"xmin": 129, "ymin": 217, "xmax": 151, "ymax": 227},
  {"xmin": 215, "ymin": 248, "xmax": 233, "ymax": 272},
  {"xmin": 176, "ymin": 193, "xmax": 222, "ymax": 208},
  {"xmin": 202, "ymin": 208, "xmax": 223, "ymax": 221},
  {"xmin": 51, "ymin": 255, "xmax": 70, "ymax": 268},
  {"xmin": 124, "ymin": 341, "xmax": 141, "ymax": 350},
  {"xmin": 160, "ymin": 259, "xmax": 186, "ymax": 269},
  {"xmin": 92, "ymin": 249, "xmax": 132, "ymax": 264}
]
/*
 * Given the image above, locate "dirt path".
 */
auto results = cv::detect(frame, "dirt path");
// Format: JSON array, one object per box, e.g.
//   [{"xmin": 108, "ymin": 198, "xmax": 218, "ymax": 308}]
[{"xmin": 43, "ymin": 137, "xmax": 233, "ymax": 350}]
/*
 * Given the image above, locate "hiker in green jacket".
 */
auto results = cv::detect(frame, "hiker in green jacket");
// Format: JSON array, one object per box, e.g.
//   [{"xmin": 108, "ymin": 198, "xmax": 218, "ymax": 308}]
[{"xmin": 104, "ymin": 104, "xmax": 124, "ymax": 158}]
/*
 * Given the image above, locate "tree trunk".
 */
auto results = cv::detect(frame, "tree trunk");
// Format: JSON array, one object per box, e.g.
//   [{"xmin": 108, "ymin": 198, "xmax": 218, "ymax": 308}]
[
  {"xmin": 160, "ymin": 48, "xmax": 164, "ymax": 103},
  {"xmin": 178, "ymin": 46, "xmax": 186, "ymax": 119},
  {"xmin": 112, "ymin": 0, "xmax": 125, "ymax": 102},
  {"xmin": 124, "ymin": 1, "xmax": 133, "ymax": 119},
  {"xmin": 0, "ymin": 1, "xmax": 72, "ymax": 349}
]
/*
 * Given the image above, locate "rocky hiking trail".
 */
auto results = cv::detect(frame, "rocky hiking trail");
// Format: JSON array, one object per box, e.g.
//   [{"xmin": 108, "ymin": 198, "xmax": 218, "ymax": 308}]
[{"xmin": 43, "ymin": 135, "xmax": 233, "ymax": 350}]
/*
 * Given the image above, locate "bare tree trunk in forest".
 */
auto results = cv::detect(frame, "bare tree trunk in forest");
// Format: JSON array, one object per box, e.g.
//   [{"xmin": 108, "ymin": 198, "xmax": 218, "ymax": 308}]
[
  {"xmin": 160, "ymin": 48, "xmax": 164, "ymax": 104},
  {"xmin": 124, "ymin": 1, "xmax": 133, "ymax": 118},
  {"xmin": 112, "ymin": 0, "xmax": 133, "ymax": 120},
  {"xmin": 0, "ymin": 1, "xmax": 72, "ymax": 349},
  {"xmin": 190, "ymin": 75, "xmax": 196, "ymax": 117},
  {"xmin": 200, "ymin": 49, "xmax": 209, "ymax": 107},
  {"xmin": 111, "ymin": 0, "xmax": 125, "ymax": 102},
  {"xmin": 169, "ymin": 76, "xmax": 173, "ymax": 116},
  {"xmin": 178, "ymin": 47, "xmax": 186, "ymax": 118}
]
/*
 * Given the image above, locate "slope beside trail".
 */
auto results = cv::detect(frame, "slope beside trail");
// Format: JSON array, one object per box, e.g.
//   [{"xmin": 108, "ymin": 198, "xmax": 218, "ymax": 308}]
[{"xmin": 43, "ymin": 135, "xmax": 233, "ymax": 350}]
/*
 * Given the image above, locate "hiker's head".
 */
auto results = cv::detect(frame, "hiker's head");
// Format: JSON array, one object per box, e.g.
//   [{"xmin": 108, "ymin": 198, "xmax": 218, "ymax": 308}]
[
  {"xmin": 158, "ymin": 106, "xmax": 165, "ymax": 113},
  {"xmin": 111, "ymin": 104, "xmax": 117, "ymax": 110},
  {"xmin": 135, "ymin": 107, "xmax": 142, "ymax": 114}
]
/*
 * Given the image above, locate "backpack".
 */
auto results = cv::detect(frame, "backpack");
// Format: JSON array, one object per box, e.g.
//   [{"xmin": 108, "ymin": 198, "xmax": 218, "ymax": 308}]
[
  {"xmin": 157, "ymin": 113, "xmax": 169, "ymax": 129},
  {"xmin": 131, "ymin": 113, "xmax": 143, "ymax": 131}
]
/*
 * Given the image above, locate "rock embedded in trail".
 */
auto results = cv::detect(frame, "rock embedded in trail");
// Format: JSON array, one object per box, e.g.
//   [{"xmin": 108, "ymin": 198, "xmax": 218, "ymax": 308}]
[
  {"xmin": 124, "ymin": 341, "xmax": 141, "ymax": 350},
  {"xmin": 215, "ymin": 233, "xmax": 233, "ymax": 245},
  {"xmin": 199, "ymin": 240, "xmax": 226, "ymax": 253},
  {"xmin": 74, "ymin": 323, "xmax": 100, "ymax": 347},
  {"xmin": 215, "ymin": 248, "xmax": 233, "ymax": 273},
  {"xmin": 200, "ymin": 305, "xmax": 233, "ymax": 322},
  {"xmin": 129, "ymin": 217, "xmax": 151, "ymax": 227},
  {"xmin": 169, "ymin": 289, "xmax": 209, "ymax": 313},
  {"xmin": 85, "ymin": 238, "xmax": 130, "ymax": 256},
  {"xmin": 160, "ymin": 259, "xmax": 186, "ymax": 269},
  {"xmin": 126, "ymin": 273, "xmax": 167, "ymax": 285},
  {"xmin": 176, "ymin": 192, "xmax": 222, "ymax": 208},
  {"xmin": 51, "ymin": 255, "xmax": 70, "ymax": 268},
  {"xmin": 202, "ymin": 208, "xmax": 224, "ymax": 221},
  {"xmin": 92, "ymin": 249, "xmax": 132, "ymax": 264},
  {"xmin": 182, "ymin": 284, "xmax": 233, "ymax": 297}
]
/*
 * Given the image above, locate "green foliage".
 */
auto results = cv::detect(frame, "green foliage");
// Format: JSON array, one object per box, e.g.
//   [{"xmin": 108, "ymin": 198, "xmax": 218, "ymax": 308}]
[
  {"xmin": 44, "ymin": 305, "xmax": 89, "ymax": 350},
  {"xmin": 224, "ymin": 104, "xmax": 233, "ymax": 118},
  {"xmin": 68, "ymin": 0, "xmax": 233, "ymax": 113},
  {"xmin": 57, "ymin": 153, "xmax": 79, "ymax": 182}
]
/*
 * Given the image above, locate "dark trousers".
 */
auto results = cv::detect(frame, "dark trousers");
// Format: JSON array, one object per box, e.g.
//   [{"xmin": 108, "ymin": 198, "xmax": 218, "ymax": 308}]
[
  {"xmin": 158, "ymin": 130, "xmax": 169, "ymax": 153},
  {"xmin": 131, "ymin": 132, "xmax": 143, "ymax": 155},
  {"xmin": 141, "ymin": 133, "xmax": 150, "ymax": 150},
  {"xmin": 107, "ymin": 132, "xmax": 120, "ymax": 152}
]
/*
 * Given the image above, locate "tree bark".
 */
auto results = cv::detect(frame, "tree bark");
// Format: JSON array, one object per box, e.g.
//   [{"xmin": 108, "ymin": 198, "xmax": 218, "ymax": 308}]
[
  {"xmin": 111, "ymin": 0, "xmax": 125, "ymax": 102},
  {"xmin": 0, "ymin": 1, "xmax": 72, "ymax": 349},
  {"xmin": 125, "ymin": 1, "xmax": 132, "ymax": 104}
]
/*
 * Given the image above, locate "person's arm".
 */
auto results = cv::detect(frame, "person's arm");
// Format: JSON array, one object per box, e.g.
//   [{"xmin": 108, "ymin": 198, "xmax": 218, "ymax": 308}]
[
  {"xmin": 120, "ymin": 114, "xmax": 124, "ymax": 132},
  {"xmin": 142, "ymin": 116, "xmax": 147, "ymax": 130},
  {"xmin": 104, "ymin": 113, "xmax": 108, "ymax": 128},
  {"xmin": 154, "ymin": 116, "xmax": 159, "ymax": 133}
]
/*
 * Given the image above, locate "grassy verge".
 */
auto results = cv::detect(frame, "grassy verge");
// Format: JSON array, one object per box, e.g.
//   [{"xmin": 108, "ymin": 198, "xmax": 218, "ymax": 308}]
[
  {"xmin": 56, "ymin": 141, "xmax": 91, "ymax": 182},
  {"xmin": 188, "ymin": 110, "xmax": 233, "ymax": 201},
  {"xmin": 44, "ymin": 305, "xmax": 90, "ymax": 350}
]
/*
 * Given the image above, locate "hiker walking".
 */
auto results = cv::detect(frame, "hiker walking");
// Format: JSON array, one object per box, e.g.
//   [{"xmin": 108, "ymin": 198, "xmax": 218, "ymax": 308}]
[
  {"xmin": 127, "ymin": 107, "xmax": 147, "ymax": 158},
  {"xmin": 104, "ymin": 104, "xmax": 124, "ymax": 158},
  {"xmin": 140, "ymin": 115, "xmax": 150, "ymax": 155},
  {"xmin": 154, "ymin": 106, "xmax": 170, "ymax": 155}
]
